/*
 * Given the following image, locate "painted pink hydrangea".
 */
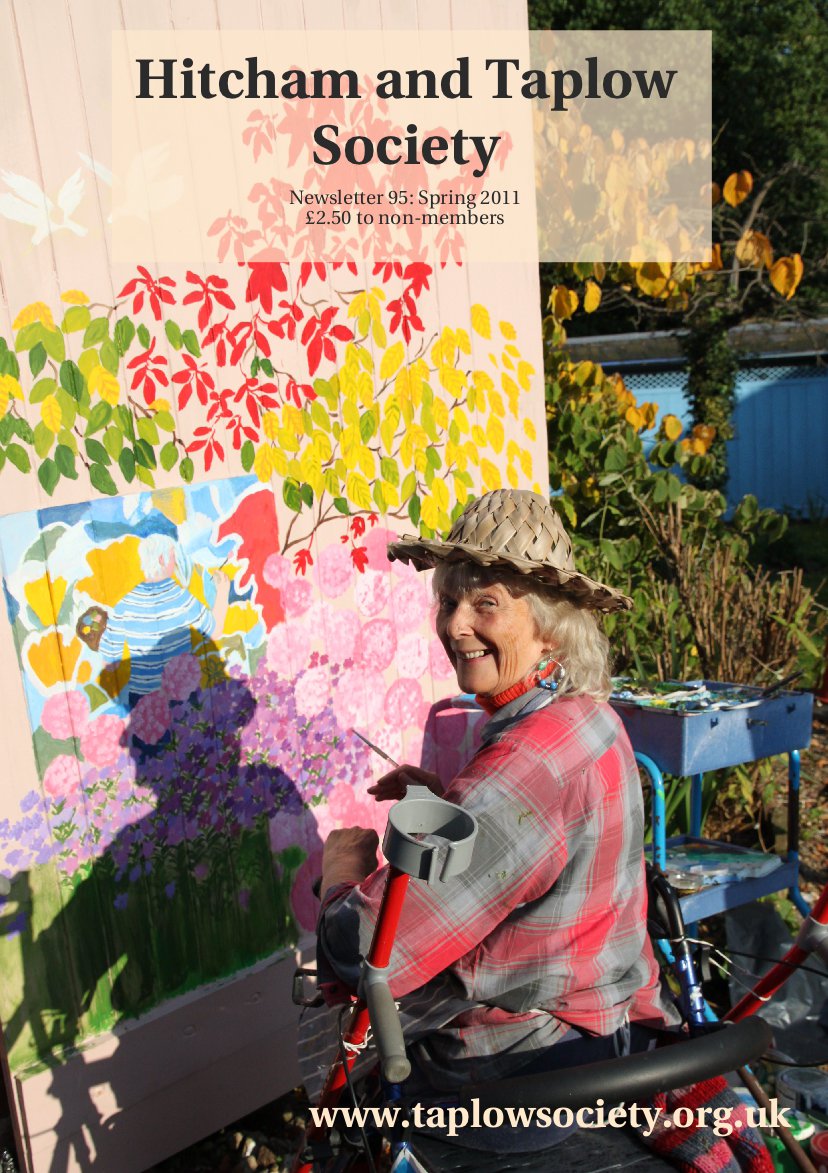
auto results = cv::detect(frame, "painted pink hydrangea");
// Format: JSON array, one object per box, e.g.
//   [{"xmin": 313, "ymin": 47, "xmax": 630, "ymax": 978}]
[
  {"xmin": 262, "ymin": 553, "xmax": 291, "ymax": 590},
  {"xmin": 161, "ymin": 653, "xmax": 202, "ymax": 701},
  {"xmin": 129, "ymin": 692, "xmax": 172, "ymax": 745},
  {"xmin": 358, "ymin": 618, "xmax": 397, "ymax": 671},
  {"xmin": 391, "ymin": 577, "xmax": 430, "ymax": 626},
  {"xmin": 354, "ymin": 569, "xmax": 390, "ymax": 617},
  {"xmin": 307, "ymin": 603, "xmax": 361, "ymax": 665},
  {"xmin": 293, "ymin": 665, "xmax": 332, "ymax": 721},
  {"xmin": 429, "ymin": 637, "xmax": 454, "ymax": 679},
  {"xmin": 266, "ymin": 618, "xmax": 312, "ymax": 678},
  {"xmin": 41, "ymin": 690, "xmax": 91, "ymax": 740},
  {"xmin": 318, "ymin": 543, "xmax": 353, "ymax": 598},
  {"xmin": 332, "ymin": 667, "xmax": 385, "ymax": 730},
  {"xmin": 43, "ymin": 754, "xmax": 81, "ymax": 799},
  {"xmin": 283, "ymin": 577, "xmax": 313, "ymax": 618},
  {"xmin": 80, "ymin": 714, "xmax": 126, "ymax": 768},
  {"xmin": 397, "ymin": 632, "xmax": 429, "ymax": 678},
  {"xmin": 383, "ymin": 678, "xmax": 425, "ymax": 729},
  {"xmin": 363, "ymin": 526, "xmax": 398, "ymax": 571}
]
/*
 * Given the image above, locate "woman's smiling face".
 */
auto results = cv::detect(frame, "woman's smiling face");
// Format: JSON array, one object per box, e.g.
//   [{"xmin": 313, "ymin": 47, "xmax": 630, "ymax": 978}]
[{"xmin": 436, "ymin": 581, "xmax": 547, "ymax": 697}]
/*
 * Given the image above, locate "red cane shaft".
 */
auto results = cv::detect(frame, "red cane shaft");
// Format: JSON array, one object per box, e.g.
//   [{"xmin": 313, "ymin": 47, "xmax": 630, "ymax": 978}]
[{"xmin": 725, "ymin": 883, "xmax": 828, "ymax": 1023}]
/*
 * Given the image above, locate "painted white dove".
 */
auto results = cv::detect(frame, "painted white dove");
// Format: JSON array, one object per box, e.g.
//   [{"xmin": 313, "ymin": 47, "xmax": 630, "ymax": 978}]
[
  {"xmin": 0, "ymin": 168, "xmax": 87, "ymax": 244},
  {"xmin": 79, "ymin": 144, "xmax": 183, "ymax": 222}
]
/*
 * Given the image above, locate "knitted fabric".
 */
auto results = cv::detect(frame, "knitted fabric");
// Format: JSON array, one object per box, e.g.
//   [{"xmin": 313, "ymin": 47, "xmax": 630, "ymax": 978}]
[
  {"xmin": 636, "ymin": 1076, "xmax": 774, "ymax": 1172},
  {"xmin": 474, "ymin": 657, "xmax": 561, "ymax": 714}
]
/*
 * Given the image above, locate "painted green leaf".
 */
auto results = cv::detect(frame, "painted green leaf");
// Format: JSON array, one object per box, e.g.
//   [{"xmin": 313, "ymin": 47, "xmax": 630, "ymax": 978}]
[
  {"xmin": 0, "ymin": 449, "xmax": 6, "ymax": 472},
  {"xmin": 0, "ymin": 418, "xmax": 12, "ymax": 445},
  {"xmin": 134, "ymin": 438, "xmax": 156, "ymax": 469},
  {"xmin": 86, "ymin": 401, "xmax": 112, "ymax": 434},
  {"xmin": 135, "ymin": 464, "xmax": 154, "ymax": 486},
  {"xmin": 84, "ymin": 438, "xmax": 110, "ymax": 466},
  {"xmin": 63, "ymin": 306, "xmax": 91, "ymax": 334},
  {"xmin": 15, "ymin": 322, "xmax": 42, "ymax": 351},
  {"xmin": 100, "ymin": 338, "xmax": 120, "ymax": 375},
  {"xmin": 29, "ymin": 377, "xmax": 56, "ymax": 404},
  {"xmin": 57, "ymin": 427, "xmax": 77, "ymax": 455},
  {"xmin": 29, "ymin": 343, "xmax": 47, "ymax": 376},
  {"xmin": 299, "ymin": 482, "xmax": 314, "ymax": 508},
  {"xmin": 137, "ymin": 324, "xmax": 151, "ymax": 349},
  {"xmin": 154, "ymin": 411, "xmax": 175, "ymax": 432},
  {"xmin": 136, "ymin": 416, "xmax": 159, "ymax": 446},
  {"xmin": 59, "ymin": 360, "xmax": 84, "ymax": 402},
  {"xmin": 372, "ymin": 481, "xmax": 387, "ymax": 513},
  {"xmin": 259, "ymin": 357, "xmax": 274, "ymax": 377},
  {"xmin": 115, "ymin": 405, "xmax": 135, "ymax": 441},
  {"xmin": 333, "ymin": 497, "xmax": 350, "ymax": 515},
  {"xmin": 179, "ymin": 456, "xmax": 194, "ymax": 482},
  {"xmin": 401, "ymin": 471, "xmax": 417, "ymax": 501},
  {"xmin": 118, "ymin": 448, "xmax": 136, "ymax": 482},
  {"xmin": 0, "ymin": 348, "xmax": 20, "ymax": 378},
  {"xmin": 41, "ymin": 328, "xmax": 65, "ymax": 363},
  {"xmin": 33, "ymin": 421, "xmax": 54, "ymax": 458},
  {"xmin": 23, "ymin": 523, "xmax": 66, "ymax": 562},
  {"xmin": 165, "ymin": 320, "xmax": 183, "ymax": 349},
  {"xmin": 283, "ymin": 479, "xmax": 302, "ymax": 513},
  {"xmin": 240, "ymin": 440, "xmax": 255, "ymax": 472},
  {"xmin": 114, "ymin": 317, "xmax": 135, "ymax": 355},
  {"xmin": 408, "ymin": 495, "xmax": 421, "ymax": 527},
  {"xmin": 54, "ymin": 444, "xmax": 78, "ymax": 480},
  {"xmin": 310, "ymin": 400, "xmax": 330, "ymax": 432},
  {"xmin": 380, "ymin": 457, "xmax": 398, "ymax": 486},
  {"xmin": 84, "ymin": 684, "xmax": 111, "ymax": 712},
  {"xmin": 10, "ymin": 416, "xmax": 34, "ymax": 444},
  {"xmin": 104, "ymin": 425, "xmax": 123, "ymax": 459},
  {"xmin": 160, "ymin": 441, "xmax": 178, "ymax": 471},
  {"xmin": 89, "ymin": 462, "xmax": 117, "ymax": 495},
  {"xmin": 38, "ymin": 458, "xmax": 60, "ymax": 495},
  {"xmin": 359, "ymin": 409, "xmax": 377, "ymax": 444},
  {"xmin": 6, "ymin": 443, "xmax": 30, "ymax": 474},
  {"xmin": 181, "ymin": 329, "xmax": 200, "ymax": 357},
  {"xmin": 425, "ymin": 447, "xmax": 441, "ymax": 471},
  {"xmin": 55, "ymin": 388, "xmax": 77, "ymax": 431}
]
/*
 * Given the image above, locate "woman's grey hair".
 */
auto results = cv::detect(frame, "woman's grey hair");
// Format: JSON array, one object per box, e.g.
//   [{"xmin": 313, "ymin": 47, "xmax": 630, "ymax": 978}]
[{"xmin": 431, "ymin": 561, "xmax": 612, "ymax": 702}]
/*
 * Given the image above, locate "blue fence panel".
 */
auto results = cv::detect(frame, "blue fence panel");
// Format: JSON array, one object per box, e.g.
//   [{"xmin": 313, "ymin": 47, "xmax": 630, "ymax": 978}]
[{"xmin": 616, "ymin": 364, "xmax": 828, "ymax": 516}]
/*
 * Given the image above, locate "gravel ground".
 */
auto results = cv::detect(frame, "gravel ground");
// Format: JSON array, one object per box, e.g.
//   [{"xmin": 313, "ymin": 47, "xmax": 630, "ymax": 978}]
[{"xmin": 147, "ymin": 706, "xmax": 828, "ymax": 1172}]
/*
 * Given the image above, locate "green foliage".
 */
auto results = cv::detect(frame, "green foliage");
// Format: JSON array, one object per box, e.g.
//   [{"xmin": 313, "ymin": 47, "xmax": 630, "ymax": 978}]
[{"xmin": 682, "ymin": 305, "xmax": 740, "ymax": 490}]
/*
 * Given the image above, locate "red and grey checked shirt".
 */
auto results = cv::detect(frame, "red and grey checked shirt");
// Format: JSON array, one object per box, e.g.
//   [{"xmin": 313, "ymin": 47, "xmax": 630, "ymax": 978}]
[{"xmin": 319, "ymin": 691, "xmax": 677, "ymax": 1086}]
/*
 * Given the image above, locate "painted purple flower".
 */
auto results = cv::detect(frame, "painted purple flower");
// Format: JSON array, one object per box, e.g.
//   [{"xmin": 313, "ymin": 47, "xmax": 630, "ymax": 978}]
[{"xmin": 114, "ymin": 893, "xmax": 129, "ymax": 911}]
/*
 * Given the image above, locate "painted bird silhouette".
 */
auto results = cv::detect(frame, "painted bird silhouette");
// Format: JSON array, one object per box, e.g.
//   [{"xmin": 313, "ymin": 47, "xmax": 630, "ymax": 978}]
[{"xmin": 0, "ymin": 168, "xmax": 86, "ymax": 245}]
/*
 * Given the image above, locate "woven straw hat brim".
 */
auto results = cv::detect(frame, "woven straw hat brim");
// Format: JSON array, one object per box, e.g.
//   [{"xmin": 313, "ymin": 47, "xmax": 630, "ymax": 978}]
[{"xmin": 387, "ymin": 535, "xmax": 633, "ymax": 613}]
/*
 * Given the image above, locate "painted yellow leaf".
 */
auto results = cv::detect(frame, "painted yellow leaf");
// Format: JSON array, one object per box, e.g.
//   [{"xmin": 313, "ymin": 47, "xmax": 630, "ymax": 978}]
[
  {"xmin": 523, "ymin": 418, "xmax": 537, "ymax": 442},
  {"xmin": 431, "ymin": 328, "xmax": 457, "ymax": 368},
  {"xmin": 253, "ymin": 444, "xmax": 274, "ymax": 482},
  {"xmin": 481, "ymin": 458, "xmax": 502, "ymax": 491},
  {"xmin": 77, "ymin": 661, "xmax": 92, "ymax": 683},
  {"xmin": 272, "ymin": 448, "xmax": 289, "ymax": 477},
  {"xmin": 223, "ymin": 603, "xmax": 258, "ymax": 635},
  {"xmin": 489, "ymin": 388, "xmax": 506, "ymax": 417},
  {"xmin": 519, "ymin": 448, "xmax": 533, "ymax": 478},
  {"xmin": 380, "ymin": 342, "xmax": 405, "ymax": 381},
  {"xmin": 464, "ymin": 441, "xmax": 480, "ymax": 466},
  {"xmin": 341, "ymin": 425, "xmax": 361, "ymax": 470},
  {"xmin": 0, "ymin": 374, "xmax": 23, "ymax": 402},
  {"xmin": 99, "ymin": 647, "xmax": 131, "ymax": 699},
  {"xmin": 414, "ymin": 449, "xmax": 427, "ymax": 474},
  {"xmin": 770, "ymin": 254, "xmax": 804, "ymax": 300},
  {"xmin": 452, "ymin": 407, "xmax": 470, "ymax": 434},
  {"xmin": 313, "ymin": 431, "xmax": 333, "ymax": 463},
  {"xmin": 300, "ymin": 447, "xmax": 323, "ymax": 494},
  {"xmin": 453, "ymin": 474, "xmax": 469, "ymax": 504},
  {"xmin": 584, "ymin": 280, "xmax": 602, "ymax": 313},
  {"xmin": 277, "ymin": 427, "xmax": 300, "ymax": 453},
  {"xmin": 456, "ymin": 328, "xmax": 471, "ymax": 356},
  {"xmin": 41, "ymin": 395, "xmax": 63, "ymax": 434},
  {"xmin": 0, "ymin": 376, "xmax": 20, "ymax": 417},
  {"xmin": 471, "ymin": 425, "xmax": 486, "ymax": 448},
  {"xmin": 499, "ymin": 320, "xmax": 517, "ymax": 341},
  {"xmin": 346, "ymin": 472, "xmax": 372, "ymax": 512},
  {"xmin": 13, "ymin": 301, "xmax": 54, "ymax": 330},
  {"xmin": 357, "ymin": 371, "xmax": 374, "ymax": 408},
  {"xmin": 25, "ymin": 573, "xmax": 67, "ymax": 627},
  {"xmin": 473, "ymin": 370, "xmax": 494, "ymax": 395},
  {"xmin": 357, "ymin": 444, "xmax": 376, "ymax": 480},
  {"xmin": 148, "ymin": 398, "xmax": 171, "ymax": 413},
  {"xmin": 549, "ymin": 286, "xmax": 579, "ymax": 320},
  {"xmin": 662, "ymin": 414, "xmax": 683, "ymax": 441},
  {"xmin": 439, "ymin": 366, "xmax": 466, "ymax": 397},
  {"xmin": 723, "ymin": 170, "xmax": 753, "ymax": 207},
  {"xmin": 382, "ymin": 482, "xmax": 400, "ymax": 508},
  {"xmin": 431, "ymin": 477, "xmax": 449, "ymax": 512},
  {"xmin": 471, "ymin": 304, "xmax": 491, "ymax": 339},
  {"xmin": 29, "ymin": 632, "xmax": 81, "ymax": 688},
  {"xmin": 501, "ymin": 374, "xmax": 519, "ymax": 415},
  {"xmin": 517, "ymin": 360, "xmax": 534, "ymax": 392},
  {"xmin": 380, "ymin": 418, "xmax": 397, "ymax": 455},
  {"xmin": 486, "ymin": 416, "xmax": 505, "ymax": 454},
  {"xmin": 61, "ymin": 289, "xmax": 90, "ymax": 304},
  {"xmin": 76, "ymin": 538, "xmax": 142, "ymax": 607},
  {"xmin": 88, "ymin": 365, "xmax": 120, "ymax": 406},
  {"xmin": 432, "ymin": 398, "xmax": 449, "ymax": 430},
  {"xmin": 262, "ymin": 411, "xmax": 280, "ymax": 441},
  {"xmin": 421, "ymin": 494, "xmax": 440, "ymax": 530},
  {"xmin": 507, "ymin": 463, "xmax": 519, "ymax": 488}
]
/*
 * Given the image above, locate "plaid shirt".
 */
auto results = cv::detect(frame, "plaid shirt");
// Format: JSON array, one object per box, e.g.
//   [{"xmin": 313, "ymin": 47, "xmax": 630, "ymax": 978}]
[{"xmin": 319, "ymin": 692, "xmax": 676, "ymax": 1086}]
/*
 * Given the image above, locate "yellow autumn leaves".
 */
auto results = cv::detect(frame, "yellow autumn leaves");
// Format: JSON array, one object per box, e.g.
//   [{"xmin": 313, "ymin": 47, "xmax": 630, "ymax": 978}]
[{"xmin": 250, "ymin": 304, "xmax": 538, "ymax": 534}]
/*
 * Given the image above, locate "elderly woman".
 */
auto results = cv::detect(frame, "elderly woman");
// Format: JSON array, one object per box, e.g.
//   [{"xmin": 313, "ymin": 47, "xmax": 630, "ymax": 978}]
[{"xmin": 317, "ymin": 488, "xmax": 675, "ymax": 1096}]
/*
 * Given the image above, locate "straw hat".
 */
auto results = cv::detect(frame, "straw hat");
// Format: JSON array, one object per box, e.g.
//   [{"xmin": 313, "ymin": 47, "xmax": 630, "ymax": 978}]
[{"xmin": 387, "ymin": 489, "xmax": 632, "ymax": 613}]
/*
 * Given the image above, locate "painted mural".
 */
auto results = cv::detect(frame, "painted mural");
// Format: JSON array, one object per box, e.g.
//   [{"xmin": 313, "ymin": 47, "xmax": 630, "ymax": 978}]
[{"xmin": 0, "ymin": 475, "xmax": 471, "ymax": 1074}]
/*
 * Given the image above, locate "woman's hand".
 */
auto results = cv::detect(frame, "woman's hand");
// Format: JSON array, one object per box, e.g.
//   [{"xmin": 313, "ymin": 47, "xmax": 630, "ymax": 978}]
[
  {"xmin": 321, "ymin": 826, "xmax": 380, "ymax": 892},
  {"xmin": 367, "ymin": 764, "xmax": 443, "ymax": 802}
]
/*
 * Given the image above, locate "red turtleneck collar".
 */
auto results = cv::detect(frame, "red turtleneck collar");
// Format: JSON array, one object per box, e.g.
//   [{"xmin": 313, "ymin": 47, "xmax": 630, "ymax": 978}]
[{"xmin": 475, "ymin": 657, "xmax": 561, "ymax": 715}]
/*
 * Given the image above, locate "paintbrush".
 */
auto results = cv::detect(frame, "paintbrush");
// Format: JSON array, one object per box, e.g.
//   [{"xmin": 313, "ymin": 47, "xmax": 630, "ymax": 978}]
[{"xmin": 352, "ymin": 729, "xmax": 399, "ymax": 768}]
